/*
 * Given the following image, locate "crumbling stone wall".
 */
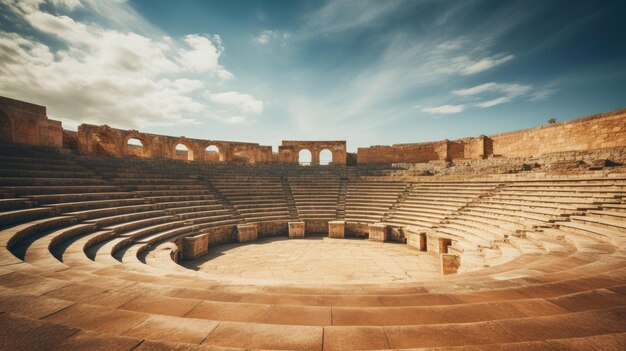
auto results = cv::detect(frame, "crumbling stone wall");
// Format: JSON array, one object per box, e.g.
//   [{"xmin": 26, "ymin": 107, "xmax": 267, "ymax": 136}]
[
  {"xmin": 1, "ymin": 95, "xmax": 624, "ymax": 167},
  {"xmin": 490, "ymin": 109, "xmax": 626, "ymax": 157},
  {"xmin": 356, "ymin": 109, "xmax": 626, "ymax": 164},
  {"xmin": 357, "ymin": 141, "xmax": 443, "ymax": 164},
  {"xmin": 361, "ymin": 146, "xmax": 626, "ymax": 179},
  {"xmin": 278, "ymin": 140, "xmax": 347, "ymax": 165},
  {"xmin": 0, "ymin": 96, "xmax": 62, "ymax": 148},
  {"xmin": 77, "ymin": 124, "xmax": 272, "ymax": 163}
]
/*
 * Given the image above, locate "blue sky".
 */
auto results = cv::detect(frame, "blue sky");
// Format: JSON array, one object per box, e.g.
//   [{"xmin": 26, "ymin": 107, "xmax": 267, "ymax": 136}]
[{"xmin": 0, "ymin": 0, "xmax": 625, "ymax": 152}]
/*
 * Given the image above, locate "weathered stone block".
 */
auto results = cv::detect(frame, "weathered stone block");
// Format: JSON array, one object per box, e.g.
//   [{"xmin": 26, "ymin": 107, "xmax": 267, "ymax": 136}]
[
  {"xmin": 328, "ymin": 220, "xmax": 345, "ymax": 238},
  {"xmin": 182, "ymin": 234, "xmax": 208, "ymax": 260},
  {"xmin": 368, "ymin": 223, "xmax": 389, "ymax": 242},
  {"xmin": 236, "ymin": 224, "xmax": 258, "ymax": 243},
  {"xmin": 427, "ymin": 235, "xmax": 451, "ymax": 253},
  {"xmin": 441, "ymin": 254, "xmax": 461, "ymax": 275},
  {"xmin": 288, "ymin": 221, "xmax": 305, "ymax": 238},
  {"xmin": 406, "ymin": 231, "xmax": 426, "ymax": 251}
]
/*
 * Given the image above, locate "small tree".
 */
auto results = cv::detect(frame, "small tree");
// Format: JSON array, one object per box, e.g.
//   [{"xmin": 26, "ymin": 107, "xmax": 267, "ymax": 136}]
[{"xmin": 548, "ymin": 117, "xmax": 557, "ymax": 124}]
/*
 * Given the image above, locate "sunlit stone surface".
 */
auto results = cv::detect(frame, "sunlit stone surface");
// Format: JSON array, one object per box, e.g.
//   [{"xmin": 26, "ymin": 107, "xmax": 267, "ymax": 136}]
[{"xmin": 185, "ymin": 236, "xmax": 440, "ymax": 284}]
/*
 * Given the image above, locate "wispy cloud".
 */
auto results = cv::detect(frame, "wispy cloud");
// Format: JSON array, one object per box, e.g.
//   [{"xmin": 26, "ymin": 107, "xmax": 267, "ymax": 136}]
[
  {"xmin": 282, "ymin": 32, "xmax": 517, "ymax": 130},
  {"xmin": 254, "ymin": 30, "xmax": 289, "ymax": 45},
  {"xmin": 452, "ymin": 82, "xmax": 535, "ymax": 108},
  {"xmin": 453, "ymin": 82, "xmax": 531, "ymax": 97},
  {"xmin": 461, "ymin": 54, "xmax": 514, "ymax": 75},
  {"xmin": 299, "ymin": 0, "xmax": 403, "ymax": 38},
  {"xmin": 421, "ymin": 104, "xmax": 465, "ymax": 114}
]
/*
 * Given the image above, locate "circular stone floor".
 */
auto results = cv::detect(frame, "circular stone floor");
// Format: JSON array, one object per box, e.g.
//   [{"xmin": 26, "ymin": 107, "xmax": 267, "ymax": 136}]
[{"xmin": 184, "ymin": 236, "xmax": 441, "ymax": 285}]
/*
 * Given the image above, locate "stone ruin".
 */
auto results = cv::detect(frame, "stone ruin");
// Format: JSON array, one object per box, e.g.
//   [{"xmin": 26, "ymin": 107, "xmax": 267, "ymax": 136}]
[{"xmin": 0, "ymin": 95, "xmax": 625, "ymax": 350}]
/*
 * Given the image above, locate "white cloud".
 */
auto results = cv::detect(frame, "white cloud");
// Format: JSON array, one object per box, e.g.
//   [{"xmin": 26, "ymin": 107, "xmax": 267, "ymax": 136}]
[
  {"xmin": 0, "ymin": 0, "xmax": 245, "ymax": 129},
  {"xmin": 451, "ymin": 82, "xmax": 534, "ymax": 109},
  {"xmin": 181, "ymin": 34, "xmax": 233, "ymax": 79},
  {"xmin": 461, "ymin": 54, "xmax": 514, "ymax": 75},
  {"xmin": 453, "ymin": 82, "xmax": 531, "ymax": 97},
  {"xmin": 452, "ymin": 83, "xmax": 498, "ymax": 96},
  {"xmin": 434, "ymin": 53, "xmax": 515, "ymax": 76},
  {"xmin": 475, "ymin": 97, "xmax": 511, "ymax": 108},
  {"xmin": 209, "ymin": 91, "xmax": 264, "ymax": 114},
  {"xmin": 50, "ymin": 0, "xmax": 83, "ymax": 10},
  {"xmin": 254, "ymin": 30, "xmax": 290, "ymax": 45},
  {"xmin": 421, "ymin": 104, "xmax": 464, "ymax": 114}
]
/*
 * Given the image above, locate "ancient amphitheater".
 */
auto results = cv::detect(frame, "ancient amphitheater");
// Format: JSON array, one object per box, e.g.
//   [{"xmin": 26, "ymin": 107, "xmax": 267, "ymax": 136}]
[{"xmin": 0, "ymin": 95, "xmax": 625, "ymax": 350}]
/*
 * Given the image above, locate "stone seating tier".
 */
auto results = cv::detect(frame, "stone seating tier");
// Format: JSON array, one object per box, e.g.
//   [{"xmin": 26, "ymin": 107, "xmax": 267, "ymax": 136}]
[{"xmin": 0, "ymin": 143, "xmax": 625, "ymax": 350}]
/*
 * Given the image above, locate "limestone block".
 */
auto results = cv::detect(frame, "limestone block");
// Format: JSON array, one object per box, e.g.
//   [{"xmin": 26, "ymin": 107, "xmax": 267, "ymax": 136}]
[
  {"xmin": 368, "ymin": 223, "xmax": 389, "ymax": 242},
  {"xmin": 288, "ymin": 221, "xmax": 305, "ymax": 239},
  {"xmin": 406, "ymin": 232, "xmax": 426, "ymax": 251},
  {"xmin": 427, "ymin": 235, "xmax": 451, "ymax": 253},
  {"xmin": 441, "ymin": 254, "xmax": 461, "ymax": 275},
  {"xmin": 328, "ymin": 220, "xmax": 345, "ymax": 238},
  {"xmin": 236, "ymin": 224, "xmax": 258, "ymax": 243},
  {"xmin": 182, "ymin": 234, "xmax": 208, "ymax": 260}
]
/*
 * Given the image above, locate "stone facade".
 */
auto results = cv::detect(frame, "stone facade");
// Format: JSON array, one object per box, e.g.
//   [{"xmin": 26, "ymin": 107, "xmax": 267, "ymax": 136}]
[
  {"xmin": 490, "ymin": 109, "xmax": 626, "ymax": 157},
  {"xmin": 278, "ymin": 140, "xmax": 347, "ymax": 165},
  {"xmin": 328, "ymin": 220, "xmax": 345, "ymax": 238},
  {"xmin": 368, "ymin": 223, "xmax": 389, "ymax": 242},
  {"xmin": 288, "ymin": 221, "xmax": 305, "ymax": 238},
  {"xmin": 304, "ymin": 219, "xmax": 329, "ymax": 234},
  {"xmin": 1, "ymin": 96, "xmax": 624, "ymax": 168},
  {"xmin": 183, "ymin": 235, "xmax": 209, "ymax": 259},
  {"xmin": 406, "ymin": 231, "xmax": 426, "ymax": 251},
  {"xmin": 77, "ymin": 124, "xmax": 273, "ymax": 163},
  {"xmin": 0, "ymin": 96, "xmax": 62, "ymax": 148},
  {"xmin": 357, "ymin": 109, "xmax": 626, "ymax": 164},
  {"xmin": 441, "ymin": 254, "xmax": 461, "ymax": 275},
  {"xmin": 236, "ymin": 224, "xmax": 258, "ymax": 243}
]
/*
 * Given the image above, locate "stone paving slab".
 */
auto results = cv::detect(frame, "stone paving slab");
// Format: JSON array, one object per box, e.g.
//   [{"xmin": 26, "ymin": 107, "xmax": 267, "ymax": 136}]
[
  {"xmin": 188, "ymin": 236, "xmax": 439, "ymax": 284},
  {"xmin": 202, "ymin": 321, "xmax": 323, "ymax": 350},
  {"xmin": 123, "ymin": 315, "xmax": 219, "ymax": 344}
]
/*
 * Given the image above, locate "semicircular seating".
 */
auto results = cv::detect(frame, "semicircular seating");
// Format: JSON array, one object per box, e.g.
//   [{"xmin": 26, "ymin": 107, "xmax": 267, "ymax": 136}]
[{"xmin": 1, "ymin": 142, "xmax": 625, "ymax": 351}]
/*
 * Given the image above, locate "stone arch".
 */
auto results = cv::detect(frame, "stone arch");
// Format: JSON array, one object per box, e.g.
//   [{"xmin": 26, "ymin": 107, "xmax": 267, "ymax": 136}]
[
  {"xmin": 172, "ymin": 139, "xmax": 195, "ymax": 161},
  {"xmin": 204, "ymin": 144, "xmax": 224, "ymax": 162},
  {"xmin": 0, "ymin": 109, "xmax": 12, "ymax": 142},
  {"xmin": 319, "ymin": 148, "xmax": 333, "ymax": 165},
  {"xmin": 123, "ymin": 132, "xmax": 151, "ymax": 157},
  {"xmin": 298, "ymin": 149, "xmax": 312, "ymax": 165}
]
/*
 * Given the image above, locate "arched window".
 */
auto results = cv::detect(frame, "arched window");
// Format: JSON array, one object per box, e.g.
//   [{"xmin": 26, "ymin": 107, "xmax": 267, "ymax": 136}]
[
  {"xmin": 205, "ymin": 145, "xmax": 223, "ymax": 162},
  {"xmin": 174, "ymin": 143, "xmax": 194, "ymax": 161},
  {"xmin": 126, "ymin": 138, "xmax": 145, "ymax": 157},
  {"xmin": 319, "ymin": 149, "xmax": 332, "ymax": 165},
  {"xmin": 298, "ymin": 149, "xmax": 312, "ymax": 166}
]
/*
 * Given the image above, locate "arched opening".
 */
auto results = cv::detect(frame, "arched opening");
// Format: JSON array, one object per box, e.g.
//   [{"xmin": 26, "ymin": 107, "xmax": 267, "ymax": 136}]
[
  {"xmin": 319, "ymin": 149, "xmax": 333, "ymax": 166},
  {"xmin": 0, "ymin": 111, "xmax": 12, "ymax": 142},
  {"xmin": 126, "ymin": 137, "xmax": 147, "ymax": 157},
  {"xmin": 92, "ymin": 131, "xmax": 117, "ymax": 156},
  {"xmin": 174, "ymin": 143, "xmax": 194, "ymax": 161},
  {"xmin": 205, "ymin": 145, "xmax": 223, "ymax": 162},
  {"xmin": 298, "ymin": 149, "xmax": 312, "ymax": 166}
]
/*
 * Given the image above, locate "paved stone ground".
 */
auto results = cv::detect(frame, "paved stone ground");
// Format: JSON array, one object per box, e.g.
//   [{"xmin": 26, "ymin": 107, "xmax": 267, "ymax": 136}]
[{"xmin": 185, "ymin": 236, "xmax": 440, "ymax": 285}]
